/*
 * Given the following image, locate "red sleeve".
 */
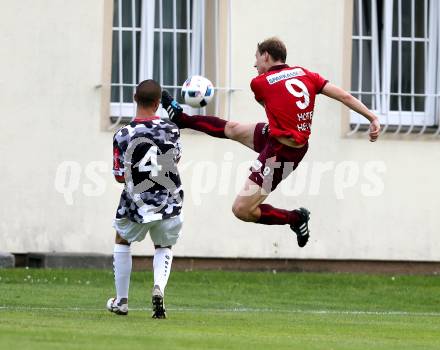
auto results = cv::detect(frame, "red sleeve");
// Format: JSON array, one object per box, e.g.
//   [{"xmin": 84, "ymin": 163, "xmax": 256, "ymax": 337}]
[
  {"xmin": 306, "ymin": 69, "xmax": 329, "ymax": 94},
  {"xmin": 113, "ymin": 135, "xmax": 125, "ymax": 180},
  {"xmin": 250, "ymin": 77, "xmax": 264, "ymax": 102}
]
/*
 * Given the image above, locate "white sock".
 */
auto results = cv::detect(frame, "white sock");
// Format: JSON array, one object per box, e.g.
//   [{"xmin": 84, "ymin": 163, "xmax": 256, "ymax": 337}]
[
  {"xmin": 153, "ymin": 247, "xmax": 173, "ymax": 295},
  {"xmin": 113, "ymin": 244, "xmax": 132, "ymax": 303}
]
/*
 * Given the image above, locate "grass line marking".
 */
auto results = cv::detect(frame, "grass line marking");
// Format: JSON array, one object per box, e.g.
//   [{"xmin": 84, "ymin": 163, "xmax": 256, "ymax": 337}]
[{"xmin": 0, "ymin": 306, "xmax": 439, "ymax": 317}]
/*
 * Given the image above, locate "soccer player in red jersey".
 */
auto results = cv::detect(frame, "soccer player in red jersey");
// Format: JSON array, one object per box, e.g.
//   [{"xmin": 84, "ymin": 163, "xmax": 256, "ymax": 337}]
[{"xmin": 162, "ymin": 37, "xmax": 380, "ymax": 247}]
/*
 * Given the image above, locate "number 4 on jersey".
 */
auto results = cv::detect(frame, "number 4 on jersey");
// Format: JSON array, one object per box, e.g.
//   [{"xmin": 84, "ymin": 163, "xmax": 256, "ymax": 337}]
[{"xmin": 134, "ymin": 146, "xmax": 162, "ymax": 176}]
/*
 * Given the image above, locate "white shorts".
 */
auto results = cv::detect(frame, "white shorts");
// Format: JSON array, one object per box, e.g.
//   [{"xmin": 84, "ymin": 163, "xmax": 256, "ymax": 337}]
[{"xmin": 112, "ymin": 215, "xmax": 183, "ymax": 246}]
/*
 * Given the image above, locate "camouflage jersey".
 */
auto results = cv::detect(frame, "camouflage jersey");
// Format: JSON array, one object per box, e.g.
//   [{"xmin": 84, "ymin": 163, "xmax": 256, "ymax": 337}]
[{"xmin": 112, "ymin": 116, "xmax": 183, "ymax": 223}]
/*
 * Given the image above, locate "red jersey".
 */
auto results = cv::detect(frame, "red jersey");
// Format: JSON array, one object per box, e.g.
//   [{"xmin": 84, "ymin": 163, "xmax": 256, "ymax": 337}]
[{"xmin": 250, "ymin": 64, "xmax": 328, "ymax": 144}]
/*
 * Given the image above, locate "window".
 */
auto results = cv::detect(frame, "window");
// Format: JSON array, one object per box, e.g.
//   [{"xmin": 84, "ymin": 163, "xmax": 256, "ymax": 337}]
[
  {"xmin": 351, "ymin": 0, "xmax": 440, "ymax": 133},
  {"xmin": 110, "ymin": 0, "xmax": 206, "ymax": 119}
]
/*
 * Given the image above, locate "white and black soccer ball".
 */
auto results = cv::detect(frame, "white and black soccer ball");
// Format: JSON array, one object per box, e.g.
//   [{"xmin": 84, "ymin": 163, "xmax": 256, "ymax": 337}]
[{"xmin": 181, "ymin": 75, "xmax": 214, "ymax": 107}]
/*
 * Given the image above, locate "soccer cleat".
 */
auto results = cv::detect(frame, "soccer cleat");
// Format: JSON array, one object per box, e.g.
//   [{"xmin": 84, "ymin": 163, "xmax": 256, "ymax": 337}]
[
  {"xmin": 161, "ymin": 90, "xmax": 183, "ymax": 121},
  {"xmin": 290, "ymin": 207, "xmax": 311, "ymax": 248},
  {"xmin": 151, "ymin": 285, "xmax": 167, "ymax": 319},
  {"xmin": 106, "ymin": 297, "xmax": 128, "ymax": 315}
]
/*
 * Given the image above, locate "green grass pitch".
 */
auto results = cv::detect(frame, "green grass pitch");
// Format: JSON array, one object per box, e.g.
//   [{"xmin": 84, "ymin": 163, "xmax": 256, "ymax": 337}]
[{"xmin": 0, "ymin": 268, "xmax": 439, "ymax": 350}]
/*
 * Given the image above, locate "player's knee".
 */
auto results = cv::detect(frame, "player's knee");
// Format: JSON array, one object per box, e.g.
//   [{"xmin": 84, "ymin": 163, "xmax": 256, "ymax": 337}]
[
  {"xmin": 232, "ymin": 202, "xmax": 254, "ymax": 222},
  {"xmin": 225, "ymin": 121, "xmax": 242, "ymax": 140},
  {"xmin": 154, "ymin": 245, "xmax": 172, "ymax": 249},
  {"xmin": 115, "ymin": 232, "xmax": 130, "ymax": 245}
]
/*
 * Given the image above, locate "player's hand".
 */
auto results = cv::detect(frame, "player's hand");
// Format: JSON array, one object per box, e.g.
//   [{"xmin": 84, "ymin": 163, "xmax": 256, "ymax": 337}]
[{"xmin": 369, "ymin": 118, "xmax": 381, "ymax": 142}]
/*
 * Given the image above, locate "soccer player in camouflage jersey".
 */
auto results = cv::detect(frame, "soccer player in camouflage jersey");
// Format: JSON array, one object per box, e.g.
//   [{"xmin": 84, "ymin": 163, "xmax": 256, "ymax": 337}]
[{"xmin": 107, "ymin": 79, "xmax": 183, "ymax": 319}]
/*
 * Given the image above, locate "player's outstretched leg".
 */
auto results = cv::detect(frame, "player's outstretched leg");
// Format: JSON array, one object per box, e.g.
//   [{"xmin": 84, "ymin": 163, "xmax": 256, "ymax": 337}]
[
  {"xmin": 161, "ymin": 90, "xmax": 259, "ymax": 149},
  {"xmin": 107, "ymin": 241, "xmax": 132, "ymax": 315},
  {"xmin": 161, "ymin": 90, "xmax": 228, "ymax": 138},
  {"xmin": 151, "ymin": 246, "xmax": 173, "ymax": 319},
  {"xmin": 232, "ymin": 179, "xmax": 311, "ymax": 247}
]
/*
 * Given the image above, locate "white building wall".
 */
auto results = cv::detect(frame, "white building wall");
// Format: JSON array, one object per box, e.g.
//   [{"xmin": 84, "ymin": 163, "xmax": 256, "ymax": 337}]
[
  {"xmin": 0, "ymin": 0, "xmax": 439, "ymax": 260},
  {"xmin": 0, "ymin": 0, "xmax": 115, "ymax": 253}
]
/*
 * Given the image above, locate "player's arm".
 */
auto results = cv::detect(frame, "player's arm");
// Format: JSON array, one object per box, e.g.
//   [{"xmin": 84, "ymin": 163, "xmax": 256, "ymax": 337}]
[
  {"xmin": 113, "ymin": 138, "xmax": 125, "ymax": 183},
  {"xmin": 321, "ymin": 83, "xmax": 380, "ymax": 142}
]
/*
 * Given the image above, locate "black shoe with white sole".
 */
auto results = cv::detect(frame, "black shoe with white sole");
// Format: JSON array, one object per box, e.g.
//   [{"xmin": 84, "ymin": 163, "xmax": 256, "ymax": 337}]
[{"xmin": 290, "ymin": 207, "xmax": 311, "ymax": 248}]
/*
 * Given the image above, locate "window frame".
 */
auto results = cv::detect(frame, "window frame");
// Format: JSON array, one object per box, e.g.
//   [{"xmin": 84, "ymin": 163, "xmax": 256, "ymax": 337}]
[
  {"xmin": 350, "ymin": 0, "xmax": 440, "ymax": 134},
  {"xmin": 110, "ymin": 0, "xmax": 204, "ymax": 121}
]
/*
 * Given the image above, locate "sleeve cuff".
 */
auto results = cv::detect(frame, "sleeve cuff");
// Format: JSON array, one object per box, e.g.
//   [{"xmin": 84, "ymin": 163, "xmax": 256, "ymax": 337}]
[
  {"xmin": 317, "ymin": 80, "xmax": 329, "ymax": 94},
  {"xmin": 113, "ymin": 169, "xmax": 125, "ymax": 177}
]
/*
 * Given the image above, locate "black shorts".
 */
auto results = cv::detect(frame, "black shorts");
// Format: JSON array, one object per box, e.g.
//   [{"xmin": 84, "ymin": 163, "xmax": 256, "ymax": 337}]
[{"xmin": 248, "ymin": 123, "xmax": 309, "ymax": 193}]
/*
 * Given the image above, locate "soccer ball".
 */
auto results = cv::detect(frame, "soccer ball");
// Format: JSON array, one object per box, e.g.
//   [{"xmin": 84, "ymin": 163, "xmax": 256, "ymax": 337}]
[{"xmin": 181, "ymin": 76, "xmax": 214, "ymax": 107}]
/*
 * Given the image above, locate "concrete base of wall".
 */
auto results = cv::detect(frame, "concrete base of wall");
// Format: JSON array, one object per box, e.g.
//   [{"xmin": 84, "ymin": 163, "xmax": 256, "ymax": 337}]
[
  {"xmin": 133, "ymin": 257, "xmax": 440, "ymax": 275},
  {"xmin": 11, "ymin": 253, "xmax": 440, "ymax": 275},
  {"xmin": 22, "ymin": 253, "xmax": 113, "ymax": 269},
  {"xmin": 0, "ymin": 252, "xmax": 15, "ymax": 268}
]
